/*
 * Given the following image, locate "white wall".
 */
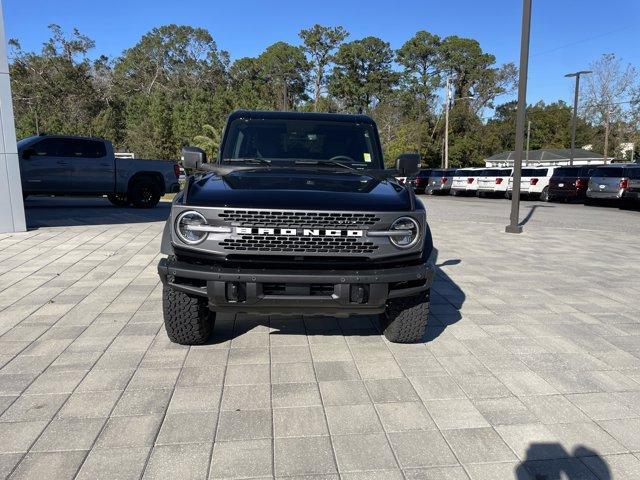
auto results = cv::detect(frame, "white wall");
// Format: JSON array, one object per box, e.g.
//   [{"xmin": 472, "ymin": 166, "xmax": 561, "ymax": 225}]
[{"xmin": 0, "ymin": 0, "xmax": 26, "ymax": 233}]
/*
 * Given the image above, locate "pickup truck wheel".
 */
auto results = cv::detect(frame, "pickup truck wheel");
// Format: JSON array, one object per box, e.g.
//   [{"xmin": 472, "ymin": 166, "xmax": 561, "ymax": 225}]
[
  {"xmin": 163, "ymin": 285, "xmax": 214, "ymax": 345},
  {"xmin": 130, "ymin": 179, "xmax": 161, "ymax": 208},
  {"xmin": 107, "ymin": 194, "xmax": 130, "ymax": 207},
  {"xmin": 382, "ymin": 290, "xmax": 429, "ymax": 343}
]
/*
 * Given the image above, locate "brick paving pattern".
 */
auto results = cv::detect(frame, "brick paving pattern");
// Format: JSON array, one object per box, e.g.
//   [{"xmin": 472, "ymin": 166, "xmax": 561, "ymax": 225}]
[{"xmin": 0, "ymin": 196, "xmax": 639, "ymax": 479}]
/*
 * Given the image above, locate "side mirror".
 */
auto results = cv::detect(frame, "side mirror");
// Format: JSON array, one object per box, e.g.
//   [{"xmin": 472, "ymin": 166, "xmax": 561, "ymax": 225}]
[
  {"xmin": 396, "ymin": 153, "xmax": 420, "ymax": 178},
  {"xmin": 182, "ymin": 146, "xmax": 207, "ymax": 170},
  {"xmin": 21, "ymin": 148, "xmax": 35, "ymax": 160}
]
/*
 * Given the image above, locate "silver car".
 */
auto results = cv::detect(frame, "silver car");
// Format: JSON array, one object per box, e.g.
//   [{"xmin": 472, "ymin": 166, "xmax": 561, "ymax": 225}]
[
  {"xmin": 586, "ymin": 164, "xmax": 640, "ymax": 201},
  {"xmin": 425, "ymin": 169, "xmax": 456, "ymax": 195}
]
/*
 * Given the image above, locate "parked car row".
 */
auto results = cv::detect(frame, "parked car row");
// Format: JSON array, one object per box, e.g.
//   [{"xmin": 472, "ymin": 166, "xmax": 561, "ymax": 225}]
[{"xmin": 409, "ymin": 164, "xmax": 640, "ymax": 205}]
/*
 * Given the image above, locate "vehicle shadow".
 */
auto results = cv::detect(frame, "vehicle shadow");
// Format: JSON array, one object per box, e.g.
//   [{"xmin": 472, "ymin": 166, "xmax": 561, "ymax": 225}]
[
  {"xmin": 206, "ymin": 247, "xmax": 465, "ymax": 345},
  {"xmin": 515, "ymin": 443, "xmax": 610, "ymax": 479},
  {"xmin": 518, "ymin": 204, "xmax": 555, "ymax": 227},
  {"xmin": 23, "ymin": 196, "xmax": 172, "ymax": 229}
]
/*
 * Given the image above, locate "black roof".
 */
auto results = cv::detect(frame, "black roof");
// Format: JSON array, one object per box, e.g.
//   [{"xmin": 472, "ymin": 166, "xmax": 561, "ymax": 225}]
[
  {"xmin": 487, "ymin": 148, "xmax": 604, "ymax": 161},
  {"xmin": 228, "ymin": 110, "xmax": 376, "ymax": 125}
]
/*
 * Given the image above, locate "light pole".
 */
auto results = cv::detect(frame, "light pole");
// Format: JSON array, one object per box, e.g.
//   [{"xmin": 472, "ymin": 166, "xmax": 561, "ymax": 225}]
[
  {"xmin": 526, "ymin": 120, "xmax": 531, "ymax": 164},
  {"xmin": 442, "ymin": 78, "xmax": 473, "ymax": 170},
  {"xmin": 444, "ymin": 77, "xmax": 451, "ymax": 169},
  {"xmin": 565, "ymin": 70, "xmax": 591, "ymax": 166},
  {"xmin": 506, "ymin": 0, "xmax": 532, "ymax": 234}
]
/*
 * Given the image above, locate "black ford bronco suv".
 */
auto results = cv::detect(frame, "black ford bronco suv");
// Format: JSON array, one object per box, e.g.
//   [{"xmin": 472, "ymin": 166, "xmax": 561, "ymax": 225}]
[{"xmin": 158, "ymin": 110, "xmax": 435, "ymax": 344}]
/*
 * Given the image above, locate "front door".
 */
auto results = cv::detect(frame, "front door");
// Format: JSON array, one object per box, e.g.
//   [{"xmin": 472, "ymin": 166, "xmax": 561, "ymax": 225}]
[{"xmin": 20, "ymin": 138, "xmax": 72, "ymax": 193}]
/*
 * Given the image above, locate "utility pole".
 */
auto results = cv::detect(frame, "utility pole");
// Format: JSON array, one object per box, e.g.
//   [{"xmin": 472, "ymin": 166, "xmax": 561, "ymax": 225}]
[
  {"xmin": 526, "ymin": 120, "xmax": 531, "ymax": 164},
  {"xmin": 443, "ymin": 77, "xmax": 451, "ymax": 169},
  {"xmin": 506, "ymin": 0, "xmax": 532, "ymax": 234},
  {"xmin": 565, "ymin": 70, "xmax": 591, "ymax": 166}
]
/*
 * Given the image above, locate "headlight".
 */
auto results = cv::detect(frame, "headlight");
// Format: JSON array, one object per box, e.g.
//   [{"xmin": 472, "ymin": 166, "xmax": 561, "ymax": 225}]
[
  {"xmin": 176, "ymin": 211, "xmax": 208, "ymax": 245},
  {"xmin": 389, "ymin": 216, "xmax": 421, "ymax": 249}
]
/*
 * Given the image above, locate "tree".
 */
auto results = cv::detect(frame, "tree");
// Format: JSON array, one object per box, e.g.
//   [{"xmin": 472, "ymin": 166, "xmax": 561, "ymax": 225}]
[
  {"xmin": 299, "ymin": 24, "xmax": 348, "ymax": 111},
  {"xmin": 438, "ymin": 36, "xmax": 517, "ymax": 112},
  {"xmin": 328, "ymin": 37, "xmax": 398, "ymax": 113},
  {"xmin": 193, "ymin": 124, "xmax": 221, "ymax": 159},
  {"xmin": 257, "ymin": 42, "xmax": 310, "ymax": 110},
  {"xmin": 583, "ymin": 53, "xmax": 637, "ymax": 159},
  {"xmin": 396, "ymin": 30, "xmax": 442, "ymax": 109},
  {"xmin": 9, "ymin": 25, "xmax": 103, "ymax": 137}
]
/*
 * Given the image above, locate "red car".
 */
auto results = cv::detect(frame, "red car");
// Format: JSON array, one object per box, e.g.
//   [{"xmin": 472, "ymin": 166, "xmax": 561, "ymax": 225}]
[{"xmin": 548, "ymin": 165, "xmax": 600, "ymax": 202}]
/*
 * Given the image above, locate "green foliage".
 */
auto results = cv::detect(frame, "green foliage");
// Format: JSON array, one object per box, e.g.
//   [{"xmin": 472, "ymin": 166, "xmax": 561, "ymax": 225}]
[
  {"xmin": 328, "ymin": 37, "xmax": 399, "ymax": 113},
  {"xmin": 9, "ymin": 23, "xmax": 624, "ymax": 165}
]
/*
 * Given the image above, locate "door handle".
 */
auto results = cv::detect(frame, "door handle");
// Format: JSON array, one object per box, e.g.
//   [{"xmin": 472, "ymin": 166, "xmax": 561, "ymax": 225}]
[
  {"xmin": 100, "ymin": 163, "xmax": 111, "ymax": 166},
  {"xmin": 57, "ymin": 160, "xmax": 69, "ymax": 165}
]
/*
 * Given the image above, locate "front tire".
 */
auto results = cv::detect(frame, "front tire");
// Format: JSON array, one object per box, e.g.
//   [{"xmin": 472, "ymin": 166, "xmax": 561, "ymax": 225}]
[
  {"xmin": 130, "ymin": 179, "xmax": 161, "ymax": 208},
  {"xmin": 163, "ymin": 286, "xmax": 214, "ymax": 345},
  {"xmin": 381, "ymin": 290, "xmax": 429, "ymax": 343}
]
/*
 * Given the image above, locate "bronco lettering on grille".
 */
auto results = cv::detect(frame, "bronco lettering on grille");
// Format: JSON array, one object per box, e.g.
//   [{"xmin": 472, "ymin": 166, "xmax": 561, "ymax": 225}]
[{"xmin": 235, "ymin": 227, "xmax": 363, "ymax": 237}]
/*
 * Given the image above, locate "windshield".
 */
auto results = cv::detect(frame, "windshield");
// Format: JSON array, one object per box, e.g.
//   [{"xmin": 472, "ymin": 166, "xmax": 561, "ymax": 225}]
[
  {"xmin": 521, "ymin": 168, "xmax": 548, "ymax": 176},
  {"xmin": 593, "ymin": 167, "xmax": 623, "ymax": 178},
  {"xmin": 553, "ymin": 167, "xmax": 580, "ymax": 177},
  {"xmin": 221, "ymin": 118, "xmax": 382, "ymax": 168}
]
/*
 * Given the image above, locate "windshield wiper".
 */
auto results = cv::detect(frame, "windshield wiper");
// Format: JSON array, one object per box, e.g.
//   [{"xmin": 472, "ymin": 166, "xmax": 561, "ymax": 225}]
[
  {"xmin": 294, "ymin": 159, "xmax": 360, "ymax": 172},
  {"xmin": 223, "ymin": 157, "xmax": 271, "ymax": 165}
]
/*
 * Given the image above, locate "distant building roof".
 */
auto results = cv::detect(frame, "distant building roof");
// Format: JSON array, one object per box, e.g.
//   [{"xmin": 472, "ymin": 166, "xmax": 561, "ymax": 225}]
[{"xmin": 486, "ymin": 149, "xmax": 604, "ymax": 162}]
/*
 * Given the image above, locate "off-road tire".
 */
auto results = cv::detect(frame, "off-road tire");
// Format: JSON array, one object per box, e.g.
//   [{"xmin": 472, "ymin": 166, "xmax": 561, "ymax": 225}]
[
  {"xmin": 381, "ymin": 290, "xmax": 430, "ymax": 343},
  {"xmin": 107, "ymin": 193, "xmax": 130, "ymax": 207},
  {"xmin": 163, "ymin": 285, "xmax": 214, "ymax": 345},
  {"xmin": 540, "ymin": 186, "xmax": 550, "ymax": 202},
  {"xmin": 130, "ymin": 179, "xmax": 161, "ymax": 208}
]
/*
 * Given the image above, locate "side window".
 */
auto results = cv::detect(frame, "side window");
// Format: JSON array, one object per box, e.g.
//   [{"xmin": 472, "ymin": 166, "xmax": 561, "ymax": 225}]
[
  {"xmin": 60, "ymin": 139, "xmax": 107, "ymax": 158},
  {"xmin": 31, "ymin": 139, "xmax": 63, "ymax": 157}
]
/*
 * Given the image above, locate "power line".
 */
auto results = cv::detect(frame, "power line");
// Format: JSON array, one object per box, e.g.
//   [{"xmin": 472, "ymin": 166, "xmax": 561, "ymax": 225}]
[{"xmin": 532, "ymin": 25, "xmax": 634, "ymax": 57}]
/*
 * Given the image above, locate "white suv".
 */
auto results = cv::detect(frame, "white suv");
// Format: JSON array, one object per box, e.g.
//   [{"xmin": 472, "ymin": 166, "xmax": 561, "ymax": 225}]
[
  {"xmin": 507, "ymin": 167, "xmax": 556, "ymax": 201},
  {"xmin": 451, "ymin": 168, "xmax": 485, "ymax": 196},
  {"xmin": 477, "ymin": 168, "xmax": 513, "ymax": 197}
]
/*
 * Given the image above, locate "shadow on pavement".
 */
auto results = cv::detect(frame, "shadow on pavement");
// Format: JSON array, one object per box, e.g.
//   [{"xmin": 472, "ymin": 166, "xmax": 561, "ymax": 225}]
[
  {"xmin": 24, "ymin": 196, "xmax": 172, "ymax": 229},
  {"xmin": 518, "ymin": 204, "xmax": 555, "ymax": 227},
  {"xmin": 204, "ymin": 247, "xmax": 465, "ymax": 345},
  {"xmin": 515, "ymin": 443, "xmax": 610, "ymax": 479}
]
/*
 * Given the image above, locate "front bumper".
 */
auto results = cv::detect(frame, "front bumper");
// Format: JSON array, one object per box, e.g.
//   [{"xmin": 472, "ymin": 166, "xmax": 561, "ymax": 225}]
[{"xmin": 158, "ymin": 258, "xmax": 435, "ymax": 315}]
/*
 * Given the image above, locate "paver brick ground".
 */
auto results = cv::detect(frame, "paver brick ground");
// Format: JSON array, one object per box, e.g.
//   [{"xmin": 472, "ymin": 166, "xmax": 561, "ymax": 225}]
[{"xmin": 0, "ymin": 195, "xmax": 639, "ymax": 479}]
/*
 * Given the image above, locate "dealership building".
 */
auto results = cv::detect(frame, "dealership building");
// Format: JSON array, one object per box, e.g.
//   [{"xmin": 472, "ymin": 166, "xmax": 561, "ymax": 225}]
[
  {"xmin": 484, "ymin": 148, "xmax": 609, "ymax": 168},
  {"xmin": 0, "ymin": 1, "xmax": 25, "ymax": 234}
]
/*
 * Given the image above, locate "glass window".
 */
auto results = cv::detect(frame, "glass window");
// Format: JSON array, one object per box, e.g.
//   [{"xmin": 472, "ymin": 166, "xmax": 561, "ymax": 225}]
[
  {"xmin": 592, "ymin": 167, "xmax": 623, "ymax": 178},
  {"xmin": 221, "ymin": 118, "xmax": 382, "ymax": 168},
  {"xmin": 521, "ymin": 168, "xmax": 547, "ymax": 177},
  {"xmin": 60, "ymin": 139, "xmax": 107, "ymax": 158},
  {"xmin": 553, "ymin": 167, "xmax": 580, "ymax": 176},
  {"xmin": 31, "ymin": 138, "xmax": 65, "ymax": 157}
]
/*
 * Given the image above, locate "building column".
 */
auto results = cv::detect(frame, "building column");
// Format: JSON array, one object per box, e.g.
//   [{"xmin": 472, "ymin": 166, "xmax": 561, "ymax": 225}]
[{"xmin": 0, "ymin": 1, "xmax": 26, "ymax": 233}]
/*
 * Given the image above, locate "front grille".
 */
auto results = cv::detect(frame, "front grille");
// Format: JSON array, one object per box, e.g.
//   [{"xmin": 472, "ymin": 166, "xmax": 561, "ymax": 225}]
[
  {"xmin": 218, "ymin": 210, "xmax": 380, "ymax": 227},
  {"xmin": 220, "ymin": 234, "xmax": 378, "ymax": 254}
]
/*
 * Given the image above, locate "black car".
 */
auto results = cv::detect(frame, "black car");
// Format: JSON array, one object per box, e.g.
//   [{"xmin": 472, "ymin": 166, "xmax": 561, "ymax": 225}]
[
  {"xmin": 157, "ymin": 110, "xmax": 435, "ymax": 345},
  {"xmin": 409, "ymin": 169, "xmax": 432, "ymax": 194}
]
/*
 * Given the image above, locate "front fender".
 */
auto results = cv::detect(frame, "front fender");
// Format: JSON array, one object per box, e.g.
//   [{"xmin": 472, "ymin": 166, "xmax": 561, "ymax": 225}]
[{"xmin": 160, "ymin": 218, "xmax": 174, "ymax": 255}]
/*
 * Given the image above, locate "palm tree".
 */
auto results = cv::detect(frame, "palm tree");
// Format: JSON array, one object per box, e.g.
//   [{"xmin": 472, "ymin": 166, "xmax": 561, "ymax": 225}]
[{"xmin": 193, "ymin": 124, "xmax": 221, "ymax": 160}]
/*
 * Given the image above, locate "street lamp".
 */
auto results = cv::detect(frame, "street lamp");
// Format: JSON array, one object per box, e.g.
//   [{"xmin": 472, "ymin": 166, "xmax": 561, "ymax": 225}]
[
  {"xmin": 565, "ymin": 70, "xmax": 592, "ymax": 166},
  {"xmin": 506, "ymin": 0, "xmax": 532, "ymax": 234}
]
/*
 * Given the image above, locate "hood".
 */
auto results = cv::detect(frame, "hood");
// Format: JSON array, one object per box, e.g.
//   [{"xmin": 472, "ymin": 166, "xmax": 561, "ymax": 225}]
[{"xmin": 185, "ymin": 168, "xmax": 414, "ymax": 211}]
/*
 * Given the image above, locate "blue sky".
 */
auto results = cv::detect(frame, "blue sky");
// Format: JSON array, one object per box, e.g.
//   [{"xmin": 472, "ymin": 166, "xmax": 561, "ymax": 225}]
[{"xmin": 3, "ymin": 0, "xmax": 639, "ymax": 113}]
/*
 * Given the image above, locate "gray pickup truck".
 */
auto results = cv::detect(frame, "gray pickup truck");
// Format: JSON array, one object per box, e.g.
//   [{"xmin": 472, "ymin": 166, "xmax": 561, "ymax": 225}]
[{"xmin": 18, "ymin": 135, "xmax": 180, "ymax": 208}]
